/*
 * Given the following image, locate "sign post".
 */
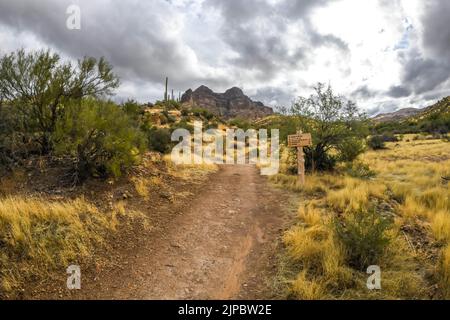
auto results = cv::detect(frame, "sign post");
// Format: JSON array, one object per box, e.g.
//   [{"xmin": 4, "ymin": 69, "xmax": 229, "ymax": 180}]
[{"xmin": 288, "ymin": 130, "xmax": 312, "ymax": 185}]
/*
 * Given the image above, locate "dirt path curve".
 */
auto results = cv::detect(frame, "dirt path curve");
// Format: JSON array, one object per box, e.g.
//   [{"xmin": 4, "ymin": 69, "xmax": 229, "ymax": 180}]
[{"xmin": 86, "ymin": 165, "xmax": 294, "ymax": 300}]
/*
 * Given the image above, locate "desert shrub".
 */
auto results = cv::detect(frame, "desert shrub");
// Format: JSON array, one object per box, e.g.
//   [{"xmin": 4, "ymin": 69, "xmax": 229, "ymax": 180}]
[
  {"xmin": 154, "ymin": 99, "xmax": 180, "ymax": 110},
  {"xmin": 333, "ymin": 207, "xmax": 393, "ymax": 270},
  {"xmin": 122, "ymin": 99, "xmax": 143, "ymax": 123},
  {"xmin": 192, "ymin": 108, "xmax": 214, "ymax": 120},
  {"xmin": 181, "ymin": 108, "xmax": 190, "ymax": 117},
  {"xmin": 53, "ymin": 99, "xmax": 145, "ymax": 183},
  {"xmin": 229, "ymin": 118, "xmax": 252, "ymax": 131},
  {"xmin": 381, "ymin": 133, "xmax": 399, "ymax": 142},
  {"xmin": 162, "ymin": 110, "xmax": 176, "ymax": 124},
  {"xmin": 0, "ymin": 105, "xmax": 34, "ymax": 167},
  {"xmin": 0, "ymin": 49, "xmax": 119, "ymax": 153},
  {"xmin": 337, "ymin": 137, "xmax": 366, "ymax": 162},
  {"xmin": 344, "ymin": 161, "xmax": 376, "ymax": 179},
  {"xmin": 147, "ymin": 128, "xmax": 172, "ymax": 153},
  {"xmin": 368, "ymin": 135, "xmax": 386, "ymax": 150},
  {"xmin": 159, "ymin": 113, "xmax": 169, "ymax": 125}
]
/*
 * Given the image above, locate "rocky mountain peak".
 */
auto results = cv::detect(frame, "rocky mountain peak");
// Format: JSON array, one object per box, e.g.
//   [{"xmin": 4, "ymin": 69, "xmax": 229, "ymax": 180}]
[
  {"xmin": 224, "ymin": 87, "xmax": 244, "ymax": 98},
  {"xmin": 180, "ymin": 85, "xmax": 273, "ymax": 120}
]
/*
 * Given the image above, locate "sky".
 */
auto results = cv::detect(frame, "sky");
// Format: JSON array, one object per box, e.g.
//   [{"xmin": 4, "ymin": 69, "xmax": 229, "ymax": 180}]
[{"xmin": 0, "ymin": 0, "xmax": 449, "ymax": 116}]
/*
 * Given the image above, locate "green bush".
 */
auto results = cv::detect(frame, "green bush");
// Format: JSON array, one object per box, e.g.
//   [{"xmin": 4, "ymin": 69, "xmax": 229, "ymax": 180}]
[
  {"xmin": 122, "ymin": 99, "xmax": 143, "ymax": 122},
  {"xmin": 334, "ymin": 207, "xmax": 393, "ymax": 270},
  {"xmin": 192, "ymin": 108, "xmax": 214, "ymax": 120},
  {"xmin": 147, "ymin": 128, "xmax": 172, "ymax": 153},
  {"xmin": 229, "ymin": 118, "xmax": 252, "ymax": 131},
  {"xmin": 337, "ymin": 137, "xmax": 366, "ymax": 162},
  {"xmin": 53, "ymin": 99, "xmax": 145, "ymax": 183},
  {"xmin": 162, "ymin": 110, "xmax": 176, "ymax": 124},
  {"xmin": 368, "ymin": 135, "xmax": 386, "ymax": 150}
]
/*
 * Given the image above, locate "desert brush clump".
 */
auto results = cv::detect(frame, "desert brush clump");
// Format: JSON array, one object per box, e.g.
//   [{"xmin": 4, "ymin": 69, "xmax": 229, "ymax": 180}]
[
  {"xmin": 53, "ymin": 98, "xmax": 146, "ymax": 184},
  {"xmin": 333, "ymin": 207, "xmax": 393, "ymax": 270}
]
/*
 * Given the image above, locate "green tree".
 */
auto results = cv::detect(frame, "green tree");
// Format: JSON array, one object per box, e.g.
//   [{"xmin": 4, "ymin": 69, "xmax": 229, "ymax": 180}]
[
  {"xmin": 289, "ymin": 83, "xmax": 368, "ymax": 171},
  {"xmin": 53, "ymin": 99, "xmax": 145, "ymax": 184},
  {"xmin": 0, "ymin": 49, "xmax": 119, "ymax": 153}
]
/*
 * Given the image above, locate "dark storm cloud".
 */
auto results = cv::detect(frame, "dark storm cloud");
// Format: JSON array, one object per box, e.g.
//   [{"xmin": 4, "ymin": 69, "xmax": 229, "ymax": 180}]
[
  {"xmin": 352, "ymin": 85, "xmax": 378, "ymax": 99},
  {"xmin": 205, "ymin": 0, "xmax": 348, "ymax": 79},
  {"xmin": 397, "ymin": 49, "xmax": 450, "ymax": 95},
  {"xmin": 387, "ymin": 85, "xmax": 411, "ymax": 98},
  {"xmin": 252, "ymin": 86, "xmax": 297, "ymax": 108},
  {"xmin": 0, "ymin": 0, "xmax": 221, "ymax": 92},
  {"xmin": 422, "ymin": 0, "xmax": 450, "ymax": 63},
  {"xmin": 391, "ymin": 1, "xmax": 450, "ymax": 99}
]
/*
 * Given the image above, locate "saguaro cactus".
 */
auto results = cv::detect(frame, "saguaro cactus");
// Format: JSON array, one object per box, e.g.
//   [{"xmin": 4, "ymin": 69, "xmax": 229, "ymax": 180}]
[{"xmin": 164, "ymin": 77, "xmax": 168, "ymax": 101}]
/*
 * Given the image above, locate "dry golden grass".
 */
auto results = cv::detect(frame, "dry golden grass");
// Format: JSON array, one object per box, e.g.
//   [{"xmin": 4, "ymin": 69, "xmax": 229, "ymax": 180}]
[
  {"xmin": 326, "ymin": 178, "xmax": 387, "ymax": 212},
  {"xmin": 431, "ymin": 211, "xmax": 450, "ymax": 243},
  {"xmin": 0, "ymin": 195, "xmax": 147, "ymax": 293},
  {"xmin": 132, "ymin": 177, "xmax": 150, "ymax": 199},
  {"xmin": 440, "ymin": 245, "xmax": 450, "ymax": 298},
  {"xmin": 290, "ymin": 271, "xmax": 325, "ymax": 300},
  {"xmin": 274, "ymin": 136, "xmax": 449, "ymax": 299}
]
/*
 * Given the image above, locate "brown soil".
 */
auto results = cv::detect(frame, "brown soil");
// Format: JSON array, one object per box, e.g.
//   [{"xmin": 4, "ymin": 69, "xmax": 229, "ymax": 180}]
[{"xmin": 28, "ymin": 164, "xmax": 295, "ymax": 300}]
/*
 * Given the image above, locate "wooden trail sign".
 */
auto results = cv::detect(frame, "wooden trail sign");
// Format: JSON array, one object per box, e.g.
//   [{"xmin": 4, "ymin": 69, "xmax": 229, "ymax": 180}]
[
  {"xmin": 288, "ymin": 133, "xmax": 312, "ymax": 148},
  {"xmin": 288, "ymin": 131, "xmax": 312, "ymax": 185}
]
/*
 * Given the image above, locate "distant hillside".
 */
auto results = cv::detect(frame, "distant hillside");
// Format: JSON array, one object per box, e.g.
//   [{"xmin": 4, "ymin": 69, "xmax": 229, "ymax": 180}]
[
  {"xmin": 411, "ymin": 96, "xmax": 450, "ymax": 121},
  {"xmin": 180, "ymin": 85, "xmax": 273, "ymax": 120},
  {"xmin": 372, "ymin": 96, "xmax": 450, "ymax": 134},
  {"xmin": 372, "ymin": 108, "xmax": 421, "ymax": 123}
]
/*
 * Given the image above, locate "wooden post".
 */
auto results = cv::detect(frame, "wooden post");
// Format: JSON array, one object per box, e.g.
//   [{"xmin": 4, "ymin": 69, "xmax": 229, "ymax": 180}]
[
  {"xmin": 296, "ymin": 130, "xmax": 305, "ymax": 184},
  {"xmin": 288, "ymin": 130, "xmax": 312, "ymax": 186}
]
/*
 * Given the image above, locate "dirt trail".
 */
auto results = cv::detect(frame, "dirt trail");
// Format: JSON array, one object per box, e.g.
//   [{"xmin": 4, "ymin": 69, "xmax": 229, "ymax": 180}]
[{"xmin": 80, "ymin": 165, "xmax": 294, "ymax": 299}]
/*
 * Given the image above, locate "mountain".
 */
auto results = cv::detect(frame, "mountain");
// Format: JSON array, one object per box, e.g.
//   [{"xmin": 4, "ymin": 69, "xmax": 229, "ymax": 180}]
[
  {"xmin": 412, "ymin": 96, "xmax": 450, "ymax": 121},
  {"xmin": 180, "ymin": 85, "xmax": 273, "ymax": 120},
  {"xmin": 372, "ymin": 96, "xmax": 450, "ymax": 134},
  {"xmin": 372, "ymin": 108, "xmax": 421, "ymax": 123}
]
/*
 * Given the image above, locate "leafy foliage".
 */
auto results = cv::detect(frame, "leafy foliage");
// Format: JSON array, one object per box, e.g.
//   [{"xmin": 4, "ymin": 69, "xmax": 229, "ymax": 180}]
[
  {"xmin": 334, "ymin": 207, "xmax": 393, "ymax": 270},
  {"xmin": 147, "ymin": 128, "xmax": 172, "ymax": 154},
  {"xmin": 289, "ymin": 83, "xmax": 369, "ymax": 171},
  {"xmin": 367, "ymin": 135, "xmax": 386, "ymax": 150},
  {"xmin": 0, "ymin": 49, "xmax": 119, "ymax": 153},
  {"xmin": 53, "ymin": 99, "xmax": 145, "ymax": 183}
]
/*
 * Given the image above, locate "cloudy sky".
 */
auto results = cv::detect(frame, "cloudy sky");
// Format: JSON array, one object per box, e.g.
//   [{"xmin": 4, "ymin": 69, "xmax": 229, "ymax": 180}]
[{"xmin": 0, "ymin": 0, "xmax": 449, "ymax": 115}]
